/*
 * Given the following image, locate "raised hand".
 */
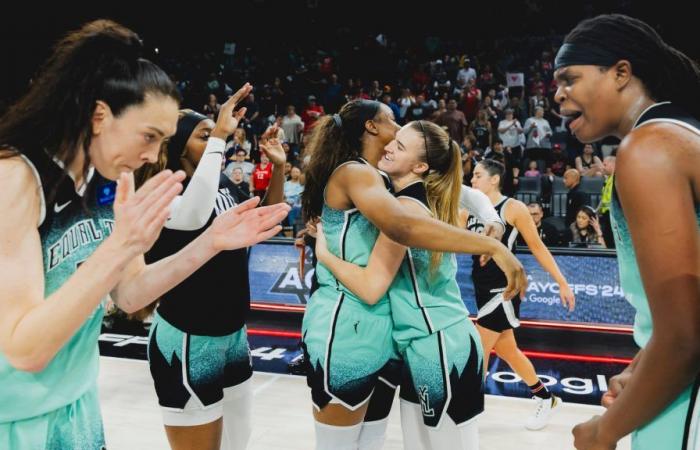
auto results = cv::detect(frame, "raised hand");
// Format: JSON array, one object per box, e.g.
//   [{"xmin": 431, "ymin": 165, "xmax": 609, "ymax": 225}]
[
  {"xmin": 259, "ymin": 125, "xmax": 287, "ymax": 166},
  {"xmin": 212, "ymin": 83, "xmax": 253, "ymax": 140},
  {"xmin": 111, "ymin": 170, "xmax": 186, "ymax": 256}
]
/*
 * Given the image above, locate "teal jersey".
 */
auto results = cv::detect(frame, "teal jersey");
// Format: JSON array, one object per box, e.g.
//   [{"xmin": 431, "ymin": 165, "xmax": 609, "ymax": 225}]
[
  {"xmin": 0, "ymin": 154, "xmax": 115, "ymax": 423},
  {"xmin": 388, "ymin": 181, "xmax": 470, "ymax": 351},
  {"xmin": 610, "ymin": 102, "xmax": 700, "ymax": 450},
  {"xmin": 612, "ymin": 102, "xmax": 700, "ymax": 348},
  {"xmin": 312, "ymin": 159, "xmax": 391, "ymax": 308}
]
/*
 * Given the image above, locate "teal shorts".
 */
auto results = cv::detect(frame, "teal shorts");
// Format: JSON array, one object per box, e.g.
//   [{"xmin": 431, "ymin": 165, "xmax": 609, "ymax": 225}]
[
  {"xmin": 302, "ymin": 289, "xmax": 401, "ymax": 411},
  {"xmin": 148, "ymin": 312, "xmax": 252, "ymax": 426},
  {"xmin": 632, "ymin": 375, "xmax": 699, "ymax": 450},
  {"xmin": 0, "ymin": 385, "xmax": 104, "ymax": 450},
  {"xmin": 399, "ymin": 319, "xmax": 484, "ymax": 428}
]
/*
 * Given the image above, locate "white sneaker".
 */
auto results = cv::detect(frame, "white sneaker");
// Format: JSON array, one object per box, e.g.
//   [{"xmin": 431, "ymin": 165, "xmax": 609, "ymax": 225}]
[{"xmin": 525, "ymin": 395, "xmax": 562, "ymax": 430}]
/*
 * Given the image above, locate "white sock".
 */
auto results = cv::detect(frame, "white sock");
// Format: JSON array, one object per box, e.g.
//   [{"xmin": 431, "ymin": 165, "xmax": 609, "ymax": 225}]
[
  {"xmin": 426, "ymin": 416, "xmax": 479, "ymax": 450},
  {"xmin": 357, "ymin": 418, "xmax": 389, "ymax": 450},
  {"xmin": 314, "ymin": 421, "xmax": 362, "ymax": 450},
  {"xmin": 400, "ymin": 399, "xmax": 479, "ymax": 450},
  {"xmin": 220, "ymin": 379, "xmax": 253, "ymax": 450}
]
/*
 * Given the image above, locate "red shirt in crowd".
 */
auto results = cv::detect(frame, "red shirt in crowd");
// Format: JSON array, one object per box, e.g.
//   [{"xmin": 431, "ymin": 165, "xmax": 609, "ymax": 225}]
[
  {"xmin": 462, "ymin": 86, "xmax": 480, "ymax": 122},
  {"xmin": 252, "ymin": 162, "xmax": 273, "ymax": 192},
  {"xmin": 301, "ymin": 105, "xmax": 325, "ymax": 133}
]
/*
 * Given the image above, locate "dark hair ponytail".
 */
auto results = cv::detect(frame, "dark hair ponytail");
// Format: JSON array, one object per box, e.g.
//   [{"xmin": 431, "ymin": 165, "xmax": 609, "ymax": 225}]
[
  {"xmin": 301, "ymin": 99, "xmax": 381, "ymax": 220},
  {"xmin": 0, "ymin": 19, "xmax": 179, "ymax": 201}
]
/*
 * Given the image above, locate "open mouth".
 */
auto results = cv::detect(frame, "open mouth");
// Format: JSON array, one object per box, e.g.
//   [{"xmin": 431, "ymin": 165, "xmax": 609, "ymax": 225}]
[{"xmin": 562, "ymin": 110, "xmax": 583, "ymax": 130}]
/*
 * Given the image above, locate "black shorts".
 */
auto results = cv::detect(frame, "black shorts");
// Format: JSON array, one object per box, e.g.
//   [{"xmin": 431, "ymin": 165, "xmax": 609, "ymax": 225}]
[{"xmin": 474, "ymin": 286, "xmax": 521, "ymax": 332}]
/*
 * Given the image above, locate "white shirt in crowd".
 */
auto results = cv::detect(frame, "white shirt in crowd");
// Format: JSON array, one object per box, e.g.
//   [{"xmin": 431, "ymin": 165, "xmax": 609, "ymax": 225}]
[
  {"xmin": 281, "ymin": 114, "xmax": 304, "ymax": 144},
  {"xmin": 223, "ymin": 160, "xmax": 255, "ymax": 182},
  {"xmin": 456, "ymin": 67, "xmax": 477, "ymax": 88},
  {"xmin": 523, "ymin": 117, "xmax": 553, "ymax": 149},
  {"xmin": 498, "ymin": 119, "xmax": 524, "ymax": 148}
]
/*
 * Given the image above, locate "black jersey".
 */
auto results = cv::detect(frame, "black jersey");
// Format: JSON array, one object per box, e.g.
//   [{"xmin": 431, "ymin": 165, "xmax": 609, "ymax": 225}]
[
  {"xmin": 146, "ymin": 174, "xmax": 252, "ymax": 336},
  {"xmin": 469, "ymin": 196, "xmax": 519, "ymax": 290}
]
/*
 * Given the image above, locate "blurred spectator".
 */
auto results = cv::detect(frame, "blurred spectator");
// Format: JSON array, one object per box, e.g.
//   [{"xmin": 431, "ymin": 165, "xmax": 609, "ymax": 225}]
[
  {"xmin": 461, "ymin": 78, "xmax": 481, "ymax": 122},
  {"xmin": 252, "ymin": 152, "xmax": 274, "ymax": 198},
  {"xmin": 381, "ymin": 94, "xmax": 401, "ymax": 122},
  {"xmin": 406, "ymin": 94, "xmax": 434, "ymax": 122},
  {"xmin": 397, "ymin": 88, "xmax": 415, "ymax": 123},
  {"xmin": 528, "ymin": 72, "xmax": 546, "ymax": 97},
  {"xmin": 281, "ymin": 105, "xmax": 304, "ymax": 157},
  {"xmin": 549, "ymin": 143, "xmax": 569, "ymax": 177},
  {"xmin": 566, "ymin": 206, "xmax": 606, "ymax": 247},
  {"xmin": 324, "ymin": 74, "xmax": 344, "ymax": 112},
  {"xmin": 301, "ymin": 95, "xmax": 325, "ymax": 135},
  {"xmin": 498, "ymin": 109, "xmax": 524, "ymax": 161},
  {"xmin": 283, "ymin": 161, "xmax": 293, "ymax": 180},
  {"xmin": 223, "ymin": 149, "xmax": 255, "ymax": 182},
  {"xmin": 484, "ymin": 139, "xmax": 519, "ymax": 196},
  {"xmin": 436, "ymin": 99, "xmax": 468, "ymax": 143},
  {"xmin": 524, "ymin": 160, "xmax": 541, "ymax": 177},
  {"xmin": 481, "ymin": 95, "xmax": 499, "ymax": 128},
  {"xmin": 478, "ymin": 64, "xmax": 495, "ymax": 91},
  {"xmin": 284, "ymin": 166, "xmax": 304, "ymax": 231},
  {"xmin": 517, "ymin": 202, "xmax": 560, "ymax": 247},
  {"xmin": 523, "ymin": 106, "xmax": 552, "ymax": 162},
  {"xmin": 369, "ymin": 80, "xmax": 383, "ymax": 100},
  {"xmin": 529, "ymin": 87, "xmax": 550, "ymax": 117},
  {"xmin": 564, "ymin": 169, "xmax": 588, "ymax": 227},
  {"xmin": 456, "ymin": 61, "xmax": 477, "ymax": 90},
  {"xmin": 225, "ymin": 128, "xmax": 252, "ymax": 160},
  {"xmin": 271, "ymin": 77, "xmax": 288, "ymax": 115},
  {"xmin": 203, "ymin": 94, "xmax": 220, "ymax": 121},
  {"xmin": 469, "ymin": 109, "xmax": 492, "ymax": 151},
  {"xmin": 431, "ymin": 99, "xmax": 447, "ymax": 121},
  {"xmin": 575, "ymin": 143, "xmax": 604, "ymax": 177},
  {"xmin": 508, "ymin": 96, "xmax": 527, "ymax": 124},
  {"xmin": 241, "ymin": 92, "xmax": 261, "ymax": 137},
  {"xmin": 265, "ymin": 117, "xmax": 286, "ymax": 142},
  {"xmin": 229, "ymin": 167, "xmax": 251, "ymax": 198},
  {"xmin": 461, "ymin": 144, "xmax": 481, "ymax": 186},
  {"xmin": 598, "ymin": 154, "xmax": 617, "ymax": 249}
]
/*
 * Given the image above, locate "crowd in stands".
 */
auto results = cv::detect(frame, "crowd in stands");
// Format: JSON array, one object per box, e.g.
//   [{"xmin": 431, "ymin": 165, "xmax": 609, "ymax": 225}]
[{"xmin": 141, "ymin": 32, "xmax": 620, "ymax": 246}]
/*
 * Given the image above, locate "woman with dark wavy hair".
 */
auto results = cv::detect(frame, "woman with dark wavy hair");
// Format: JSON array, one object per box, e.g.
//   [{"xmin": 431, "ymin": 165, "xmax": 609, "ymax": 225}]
[{"xmin": 0, "ymin": 20, "xmax": 287, "ymax": 450}]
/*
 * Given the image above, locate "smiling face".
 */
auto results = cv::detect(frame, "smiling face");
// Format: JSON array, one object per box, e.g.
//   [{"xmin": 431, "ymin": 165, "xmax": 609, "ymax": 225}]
[
  {"xmin": 553, "ymin": 65, "xmax": 623, "ymax": 143},
  {"xmin": 378, "ymin": 125, "xmax": 427, "ymax": 179},
  {"xmin": 89, "ymin": 93, "xmax": 179, "ymax": 180}
]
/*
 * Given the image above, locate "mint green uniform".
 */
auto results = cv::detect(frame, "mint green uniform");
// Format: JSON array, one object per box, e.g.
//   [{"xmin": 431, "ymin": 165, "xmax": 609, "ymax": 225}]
[
  {"xmin": 390, "ymin": 182, "xmax": 484, "ymax": 428},
  {"xmin": 610, "ymin": 102, "xmax": 700, "ymax": 450},
  {"xmin": 0, "ymin": 156, "xmax": 113, "ymax": 450},
  {"xmin": 302, "ymin": 160, "xmax": 400, "ymax": 411}
]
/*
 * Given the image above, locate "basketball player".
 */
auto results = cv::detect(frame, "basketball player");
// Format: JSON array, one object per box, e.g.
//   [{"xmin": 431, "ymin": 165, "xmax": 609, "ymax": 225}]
[
  {"xmin": 470, "ymin": 159, "xmax": 576, "ymax": 430},
  {"xmin": 0, "ymin": 21, "xmax": 288, "ymax": 450},
  {"xmin": 301, "ymin": 100, "xmax": 527, "ymax": 449},
  {"xmin": 551, "ymin": 14, "xmax": 699, "ymax": 450}
]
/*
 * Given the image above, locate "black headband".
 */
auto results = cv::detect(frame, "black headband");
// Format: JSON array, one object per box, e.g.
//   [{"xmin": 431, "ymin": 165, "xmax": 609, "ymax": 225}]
[
  {"xmin": 554, "ymin": 42, "xmax": 622, "ymax": 70},
  {"xmin": 417, "ymin": 120, "xmax": 453, "ymax": 174},
  {"xmin": 166, "ymin": 111, "xmax": 208, "ymax": 171}
]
